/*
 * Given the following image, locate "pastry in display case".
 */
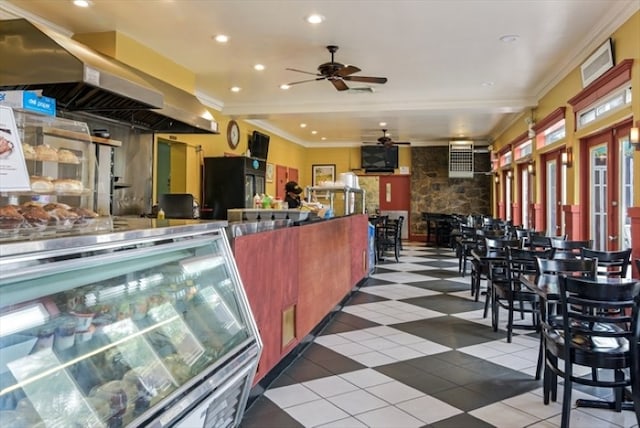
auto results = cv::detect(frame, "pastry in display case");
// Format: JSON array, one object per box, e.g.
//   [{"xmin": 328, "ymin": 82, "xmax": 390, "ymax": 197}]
[
  {"xmin": 0, "ymin": 221, "xmax": 262, "ymax": 427},
  {"xmin": 0, "ymin": 108, "xmax": 111, "ymax": 240}
]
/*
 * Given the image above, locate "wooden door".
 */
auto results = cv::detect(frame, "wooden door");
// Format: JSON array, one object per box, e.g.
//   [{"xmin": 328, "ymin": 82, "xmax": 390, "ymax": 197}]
[
  {"xmin": 379, "ymin": 175, "xmax": 410, "ymax": 239},
  {"xmin": 275, "ymin": 164, "xmax": 288, "ymax": 200}
]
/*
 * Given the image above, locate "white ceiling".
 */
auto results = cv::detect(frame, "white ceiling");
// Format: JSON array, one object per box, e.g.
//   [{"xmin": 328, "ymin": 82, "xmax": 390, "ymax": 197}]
[{"xmin": 1, "ymin": 0, "xmax": 638, "ymax": 147}]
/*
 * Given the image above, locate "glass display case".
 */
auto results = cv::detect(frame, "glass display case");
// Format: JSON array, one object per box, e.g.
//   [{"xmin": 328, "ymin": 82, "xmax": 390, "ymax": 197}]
[
  {"xmin": 0, "ymin": 220, "xmax": 261, "ymax": 427},
  {"xmin": 305, "ymin": 185, "xmax": 365, "ymax": 216},
  {"xmin": 0, "ymin": 109, "xmax": 111, "ymax": 242}
]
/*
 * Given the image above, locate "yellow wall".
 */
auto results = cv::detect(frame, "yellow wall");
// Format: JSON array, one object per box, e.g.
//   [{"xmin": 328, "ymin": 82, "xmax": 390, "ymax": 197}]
[{"xmin": 492, "ymin": 10, "xmax": 640, "ymax": 209}]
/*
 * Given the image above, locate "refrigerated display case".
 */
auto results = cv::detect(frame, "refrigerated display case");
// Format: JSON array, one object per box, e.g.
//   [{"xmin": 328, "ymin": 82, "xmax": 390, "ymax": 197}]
[
  {"xmin": 305, "ymin": 185, "xmax": 365, "ymax": 216},
  {"xmin": 0, "ymin": 219, "xmax": 262, "ymax": 427}
]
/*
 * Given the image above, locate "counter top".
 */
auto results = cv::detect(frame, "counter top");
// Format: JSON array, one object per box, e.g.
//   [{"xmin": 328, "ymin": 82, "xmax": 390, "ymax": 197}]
[{"xmin": 0, "ymin": 217, "xmax": 227, "ymax": 259}]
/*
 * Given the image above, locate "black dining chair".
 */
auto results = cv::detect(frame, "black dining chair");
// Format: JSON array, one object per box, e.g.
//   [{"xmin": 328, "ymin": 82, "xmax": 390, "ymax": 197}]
[
  {"xmin": 457, "ymin": 225, "xmax": 477, "ymax": 277},
  {"xmin": 541, "ymin": 275, "xmax": 640, "ymax": 428},
  {"xmin": 482, "ymin": 237, "xmax": 521, "ymax": 319},
  {"xmin": 376, "ymin": 216, "xmax": 403, "ymax": 262},
  {"xmin": 490, "ymin": 247, "xmax": 555, "ymax": 343},
  {"xmin": 580, "ymin": 247, "xmax": 632, "ymax": 278},
  {"xmin": 527, "ymin": 235, "xmax": 553, "ymax": 251},
  {"xmin": 550, "ymin": 238, "xmax": 593, "ymax": 259}
]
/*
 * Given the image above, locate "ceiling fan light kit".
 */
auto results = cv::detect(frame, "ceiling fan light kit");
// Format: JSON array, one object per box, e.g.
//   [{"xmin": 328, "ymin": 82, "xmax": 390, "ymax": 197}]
[
  {"xmin": 286, "ymin": 45, "xmax": 388, "ymax": 91},
  {"xmin": 363, "ymin": 129, "xmax": 410, "ymax": 147}
]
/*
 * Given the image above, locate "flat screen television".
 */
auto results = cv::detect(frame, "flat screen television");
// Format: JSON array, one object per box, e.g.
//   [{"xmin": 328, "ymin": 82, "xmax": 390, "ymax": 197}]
[
  {"xmin": 249, "ymin": 130, "xmax": 270, "ymax": 160},
  {"xmin": 361, "ymin": 145, "xmax": 398, "ymax": 171}
]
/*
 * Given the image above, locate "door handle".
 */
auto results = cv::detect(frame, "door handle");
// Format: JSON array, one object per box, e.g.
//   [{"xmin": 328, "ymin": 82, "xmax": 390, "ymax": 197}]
[{"xmin": 608, "ymin": 235, "xmax": 618, "ymax": 241}]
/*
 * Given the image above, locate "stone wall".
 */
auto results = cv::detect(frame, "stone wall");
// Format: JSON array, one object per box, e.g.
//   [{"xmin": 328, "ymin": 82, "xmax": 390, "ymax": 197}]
[{"xmin": 410, "ymin": 146, "xmax": 492, "ymax": 235}]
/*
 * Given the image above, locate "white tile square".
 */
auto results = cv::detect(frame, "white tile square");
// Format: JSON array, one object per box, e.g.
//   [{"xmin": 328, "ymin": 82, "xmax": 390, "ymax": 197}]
[
  {"xmin": 385, "ymin": 332, "xmax": 424, "ymax": 345},
  {"xmin": 502, "ymin": 391, "xmax": 562, "ymax": 419},
  {"xmin": 470, "ymin": 401, "xmax": 543, "ymax": 427},
  {"xmin": 359, "ymin": 336, "xmax": 399, "ymax": 350},
  {"xmin": 406, "ymin": 340, "xmax": 451, "ymax": 355},
  {"xmin": 354, "ymin": 405, "xmax": 424, "ymax": 428},
  {"xmin": 339, "ymin": 368, "xmax": 395, "ymax": 388},
  {"xmin": 315, "ymin": 416, "xmax": 369, "ymax": 428},
  {"xmin": 315, "ymin": 334, "xmax": 351, "ymax": 347},
  {"xmin": 338, "ymin": 330, "xmax": 379, "ymax": 342},
  {"xmin": 302, "ymin": 375, "xmax": 359, "ymax": 398},
  {"xmin": 348, "ymin": 351, "xmax": 397, "ymax": 367},
  {"xmin": 264, "ymin": 383, "xmax": 321, "ymax": 408},
  {"xmin": 284, "ymin": 398, "xmax": 350, "ymax": 427},
  {"xmin": 367, "ymin": 380, "xmax": 424, "ymax": 404},
  {"xmin": 378, "ymin": 345, "xmax": 423, "ymax": 361},
  {"xmin": 489, "ymin": 353, "xmax": 536, "ymax": 370},
  {"xmin": 361, "ymin": 325, "xmax": 403, "ymax": 337},
  {"xmin": 327, "ymin": 389, "xmax": 389, "ymax": 415},
  {"xmin": 396, "ymin": 395, "xmax": 463, "ymax": 424},
  {"xmin": 330, "ymin": 342, "xmax": 373, "ymax": 356}
]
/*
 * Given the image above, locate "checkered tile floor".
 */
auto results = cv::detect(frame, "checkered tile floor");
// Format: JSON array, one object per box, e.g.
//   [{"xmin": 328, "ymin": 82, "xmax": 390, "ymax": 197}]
[{"xmin": 240, "ymin": 242, "xmax": 638, "ymax": 428}]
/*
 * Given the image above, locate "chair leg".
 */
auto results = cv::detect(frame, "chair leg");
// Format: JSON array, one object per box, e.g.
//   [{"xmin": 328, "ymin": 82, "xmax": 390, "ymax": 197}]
[
  {"xmin": 491, "ymin": 289, "xmax": 499, "ymax": 332},
  {"xmin": 483, "ymin": 280, "xmax": 492, "ymax": 318},
  {"xmin": 561, "ymin": 372, "xmax": 572, "ymax": 428},
  {"xmin": 507, "ymin": 296, "xmax": 514, "ymax": 343}
]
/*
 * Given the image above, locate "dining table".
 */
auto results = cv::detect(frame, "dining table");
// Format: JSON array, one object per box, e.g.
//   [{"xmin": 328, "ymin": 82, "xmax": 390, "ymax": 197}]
[{"xmin": 520, "ymin": 273, "xmax": 640, "ymax": 412}]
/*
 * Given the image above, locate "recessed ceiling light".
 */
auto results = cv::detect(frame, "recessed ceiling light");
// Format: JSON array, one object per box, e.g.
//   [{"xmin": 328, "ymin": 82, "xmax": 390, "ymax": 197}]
[
  {"xmin": 379, "ymin": 122, "xmax": 387, "ymax": 127},
  {"xmin": 481, "ymin": 81, "xmax": 494, "ymax": 87},
  {"xmin": 305, "ymin": 14, "xmax": 325, "ymax": 24},
  {"xmin": 300, "ymin": 123, "xmax": 307, "ymax": 128},
  {"xmin": 230, "ymin": 86, "xmax": 241, "ymax": 92},
  {"xmin": 254, "ymin": 64, "xmax": 265, "ymax": 71},
  {"xmin": 280, "ymin": 84, "xmax": 290, "ymax": 90},
  {"xmin": 73, "ymin": 0, "xmax": 90, "ymax": 7},
  {"xmin": 214, "ymin": 34, "xmax": 229, "ymax": 43},
  {"xmin": 311, "ymin": 130, "xmax": 318, "ymax": 135},
  {"xmin": 321, "ymin": 137, "xmax": 326, "ymax": 141},
  {"xmin": 499, "ymin": 34, "xmax": 519, "ymax": 43}
]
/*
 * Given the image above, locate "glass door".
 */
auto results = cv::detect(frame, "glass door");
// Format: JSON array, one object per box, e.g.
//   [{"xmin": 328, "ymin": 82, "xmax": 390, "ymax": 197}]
[
  {"xmin": 542, "ymin": 150, "xmax": 564, "ymax": 237},
  {"xmin": 584, "ymin": 122, "xmax": 634, "ymax": 250}
]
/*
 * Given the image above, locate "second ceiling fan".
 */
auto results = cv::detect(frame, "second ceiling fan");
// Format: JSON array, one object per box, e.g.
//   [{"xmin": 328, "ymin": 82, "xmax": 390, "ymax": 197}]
[
  {"xmin": 364, "ymin": 129, "xmax": 410, "ymax": 147},
  {"xmin": 286, "ymin": 45, "xmax": 387, "ymax": 91}
]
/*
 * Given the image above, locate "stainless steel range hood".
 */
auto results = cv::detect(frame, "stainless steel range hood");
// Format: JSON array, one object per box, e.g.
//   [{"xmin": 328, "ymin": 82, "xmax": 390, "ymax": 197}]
[{"xmin": 0, "ymin": 19, "xmax": 218, "ymax": 134}]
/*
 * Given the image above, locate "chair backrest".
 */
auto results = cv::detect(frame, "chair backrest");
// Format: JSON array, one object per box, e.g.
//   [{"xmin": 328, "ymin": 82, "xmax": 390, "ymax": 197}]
[
  {"xmin": 460, "ymin": 225, "xmax": 476, "ymax": 239},
  {"xmin": 395, "ymin": 216, "xmax": 405, "ymax": 239},
  {"xmin": 551, "ymin": 238, "xmax": 593, "ymax": 259},
  {"xmin": 485, "ymin": 237, "xmax": 520, "ymax": 254},
  {"xmin": 580, "ymin": 248, "xmax": 632, "ymax": 278},
  {"xmin": 557, "ymin": 276, "xmax": 640, "ymax": 363},
  {"xmin": 535, "ymin": 257, "xmax": 597, "ymax": 278},
  {"xmin": 508, "ymin": 247, "xmax": 555, "ymax": 277},
  {"xmin": 528, "ymin": 235, "xmax": 552, "ymax": 250}
]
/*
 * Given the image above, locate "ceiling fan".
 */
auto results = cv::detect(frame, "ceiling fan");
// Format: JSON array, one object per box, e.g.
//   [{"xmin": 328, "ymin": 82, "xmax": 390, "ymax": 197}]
[
  {"xmin": 285, "ymin": 45, "xmax": 387, "ymax": 91},
  {"xmin": 363, "ymin": 129, "xmax": 410, "ymax": 147}
]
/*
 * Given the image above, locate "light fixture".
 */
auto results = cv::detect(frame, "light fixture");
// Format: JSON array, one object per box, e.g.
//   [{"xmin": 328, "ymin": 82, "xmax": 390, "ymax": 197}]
[
  {"xmin": 499, "ymin": 34, "xmax": 519, "ymax": 43},
  {"xmin": 280, "ymin": 84, "xmax": 290, "ymax": 90},
  {"xmin": 527, "ymin": 162, "xmax": 535, "ymax": 175},
  {"xmin": 305, "ymin": 14, "xmax": 325, "ymax": 24},
  {"xmin": 254, "ymin": 64, "xmax": 265, "ymax": 71},
  {"xmin": 507, "ymin": 170, "xmax": 512, "ymax": 179},
  {"xmin": 494, "ymin": 174, "xmax": 499, "ymax": 184},
  {"xmin": 230, "ymin": 86, "xmax": 241, "ymax": 92},
  {"xmin": 214, "ymin": 34, "xmax": 229, "ymax": 43},
  {"xmin": 73, "ymin": 0, "xmax": 90, "ymax": 7},
  {"xmin": 630, "ymin": 125, "xmax": 639, "ymax": 145},
  {"xmin": 561, "ymin": 147, "xmax": 572, "ymax": 167}
]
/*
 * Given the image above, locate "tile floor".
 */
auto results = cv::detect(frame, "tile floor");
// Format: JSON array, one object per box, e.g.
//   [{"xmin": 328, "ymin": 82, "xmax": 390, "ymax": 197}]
[{"xmin": 240, "ymin": 242, "xmax": 638, "ymax": 428}]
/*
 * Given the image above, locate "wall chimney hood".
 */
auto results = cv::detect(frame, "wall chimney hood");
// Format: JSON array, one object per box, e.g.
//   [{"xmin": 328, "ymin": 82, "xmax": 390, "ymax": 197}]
[{"xmin": 0, "ymin": 19, "xmax": 218, "ymax": 134}]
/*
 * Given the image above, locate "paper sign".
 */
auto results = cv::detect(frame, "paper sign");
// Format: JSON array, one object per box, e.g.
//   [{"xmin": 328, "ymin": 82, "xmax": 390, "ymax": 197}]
[{"xmin": 0, "ymin": 106, "xmax": 31, "ymax": 192}]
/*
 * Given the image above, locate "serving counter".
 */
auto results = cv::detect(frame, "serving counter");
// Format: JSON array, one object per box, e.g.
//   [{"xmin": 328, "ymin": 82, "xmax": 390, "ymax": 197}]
[{"xmin": 231, "ymin": 214, "xmax": 370, "ymax": 385}]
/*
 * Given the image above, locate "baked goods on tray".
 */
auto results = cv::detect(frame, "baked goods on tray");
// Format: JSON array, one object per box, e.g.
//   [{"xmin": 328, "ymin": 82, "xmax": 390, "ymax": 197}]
[
  {"xmin": 35, "ymin": 144, "xmax": 58, "ymax": 161},
  {"xmin": 30, "ymin": 176, "xmax": 54, "ymax": 193},
  {"xmin": 58, "ymin": 149, "xmax": 80, "ymax": 164},
  {"xmin": 53, "ymin": 179, "xmax": 84, "ymax": 194},
  {"xmin": 0, "ymin": 205, "xmax": 25, "ymax": 230},
  {"xmin": 22, "ymin": 143, "xmax": 36, "ymax": 160},
  {"xmin": 18, "ymin": 204, "xmax": 49, "ymax": 230}
]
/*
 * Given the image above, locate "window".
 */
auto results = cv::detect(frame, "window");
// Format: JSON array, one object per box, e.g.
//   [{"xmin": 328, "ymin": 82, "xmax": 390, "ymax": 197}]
[{"xmin": 577, "ymin": 85, "xmax": 632, "ymax": 129}]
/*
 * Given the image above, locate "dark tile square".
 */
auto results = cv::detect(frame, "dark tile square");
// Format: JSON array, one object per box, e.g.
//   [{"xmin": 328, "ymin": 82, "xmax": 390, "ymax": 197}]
[
  {"xmin": 390, "ymin": 317, "xmax": 504, "ymax": 347},
  {"xmin": 268, "ymin": 372, "xmax": 298, "ymax": 388},
  {"xmin": 464, "ymin": 375, "xmax": 541, "ymax": 401},
  {"xmin": 412, "ymin": 269, "xmax": 461, "ymax": 278},
  {"xmin": 240, "ymin": 396, "xmax": 304, "ymax": 428},
  {"xmin": 319, "ymin": 312, "xmax": 380, "ymax": 335},
  {"xmin": 345, "ymin": 291, "xmax": 389, "ymax": 305},
  {"xmin": 430, "ymin": 386, "xmax": 503, "ymax": 412},
  {"xmin": 430, "ymin": 412, "xmax": 495, "ymax": 428},
  {"xmin": 281, "ymin": 356, "xmax": 334, "ymax": 383},
  {"xmin": 362, "ymin": 276, "xmax": 395, "ymax": 286},
  {"xmin": 405, "ymin": 279, "xmax": 470, "ymax": 293},
  {"xmin": 432, "ymin": 350, "xmax": 485, "ymax": 367},
  {"xmin": 416, "ymin": 260, "xmax": 459, "ymax": 268},
  {"xmin": 374, "ymin": 361, "xmax": 457, "ymax": 394},
  {"xmin": 401, "ymin": 294, "xmax": 484, "ymax": 314},
  {"xmin": 302, "ymin": 343, "xmax": 366, "ymax": 375}
]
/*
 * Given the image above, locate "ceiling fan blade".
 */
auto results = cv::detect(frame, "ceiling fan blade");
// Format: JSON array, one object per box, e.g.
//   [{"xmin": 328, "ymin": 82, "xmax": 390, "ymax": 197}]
[
  {"xmin": 395, "ymin": 142, "xmax": 411, "ymax": 145},
  {"xmin": 343, "ymin": 75, "xmax": 388, "ymax": 84},
  {"xmin": 286, "ymin": 77, "xmax": 327, "ymax": 86},
  {"xmin": 286, "ymin": 67, "xmax": 322, "ymax": 76},
  {"xmin": 330, "ymin": 78, "xmax": 349, "ymax": 91},
  {"xmin": 336, "ymin": 65, "xmax": 361, "ymax": 77}
]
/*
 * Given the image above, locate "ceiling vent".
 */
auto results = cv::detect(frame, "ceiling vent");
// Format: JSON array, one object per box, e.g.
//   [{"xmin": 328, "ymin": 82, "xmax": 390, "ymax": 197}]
[
  {"xmin": 449, "ymin": 141, "xmax": 474, "ymax": 178},
  {"xmin": 580, "ymin": 38, "xmax": 613, "ymax": 88}
]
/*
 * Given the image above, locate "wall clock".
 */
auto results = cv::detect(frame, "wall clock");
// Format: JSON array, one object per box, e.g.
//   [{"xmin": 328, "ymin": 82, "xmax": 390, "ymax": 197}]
[{"xmin": 226, "ymin": 120, "xmax": 240, "ymax": 149}]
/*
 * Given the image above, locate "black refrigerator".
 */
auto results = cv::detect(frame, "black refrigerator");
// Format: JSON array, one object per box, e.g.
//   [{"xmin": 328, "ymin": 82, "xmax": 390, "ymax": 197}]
[{"xmin": 202, "ymin": 156, "xmax": 266, "ymax": 219}]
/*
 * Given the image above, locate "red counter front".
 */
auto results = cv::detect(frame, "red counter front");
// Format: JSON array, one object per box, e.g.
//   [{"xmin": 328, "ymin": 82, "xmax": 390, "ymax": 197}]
[{"xmin": 232, "ymin": 215, "xmax": 369, "ymax": 382}]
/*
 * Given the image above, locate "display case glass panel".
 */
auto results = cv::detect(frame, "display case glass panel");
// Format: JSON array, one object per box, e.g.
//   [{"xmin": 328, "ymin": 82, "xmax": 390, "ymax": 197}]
[{"xmin": 0, "ymin": 233, "xmax": 253, "ymax": 427}]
